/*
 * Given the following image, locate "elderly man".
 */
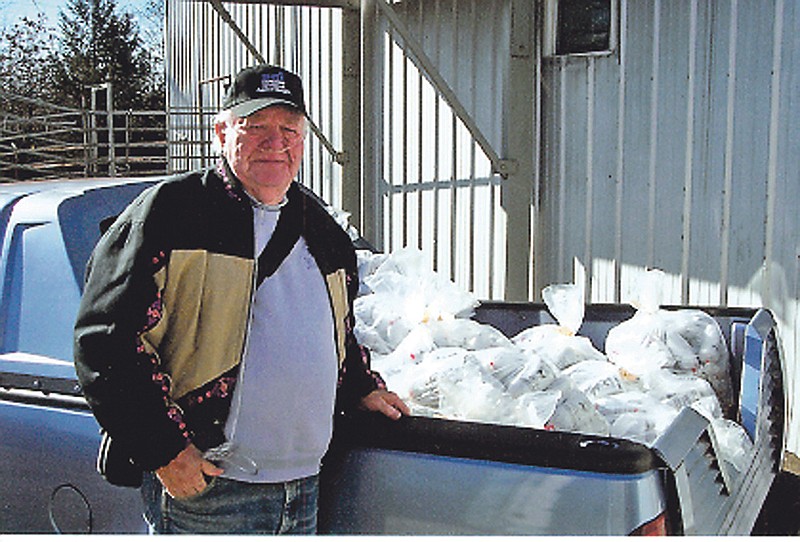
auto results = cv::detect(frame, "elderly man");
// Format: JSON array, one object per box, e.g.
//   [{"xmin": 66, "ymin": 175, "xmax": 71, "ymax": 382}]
[{"xmin": 74, "ymin": 64, "xmax": 408, "ymax": 534}]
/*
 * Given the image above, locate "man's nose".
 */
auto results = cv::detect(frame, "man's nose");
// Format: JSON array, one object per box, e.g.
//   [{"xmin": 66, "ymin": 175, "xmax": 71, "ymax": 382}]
[{"xmin": 258, "ymin": 127, "xmax": 286, "ymax": 150}]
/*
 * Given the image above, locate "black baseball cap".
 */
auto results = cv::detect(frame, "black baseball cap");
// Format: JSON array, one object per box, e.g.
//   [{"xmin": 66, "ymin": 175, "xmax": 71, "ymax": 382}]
[{"xmin": 221, "ymin": 65, "xmax": 306, "ymax": 118}]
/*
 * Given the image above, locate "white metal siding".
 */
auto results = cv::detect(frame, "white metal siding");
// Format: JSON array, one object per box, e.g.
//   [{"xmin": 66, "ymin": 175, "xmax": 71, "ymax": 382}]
[{"xmin": 540, "ymin": 0, "xmax": 799, "ymax": 467}]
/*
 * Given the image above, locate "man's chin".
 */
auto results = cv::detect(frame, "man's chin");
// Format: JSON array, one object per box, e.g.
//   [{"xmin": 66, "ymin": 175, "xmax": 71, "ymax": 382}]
[{"xmin": 249, "ymin": 178, "xmax": 293, "ymax": 199}]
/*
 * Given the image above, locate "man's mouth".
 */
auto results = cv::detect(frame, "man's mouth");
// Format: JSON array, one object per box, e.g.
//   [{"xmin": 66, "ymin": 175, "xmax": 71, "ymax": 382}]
[{"xmin": 255, "ymin": 156, "xmax": 287, "ymax": 163}]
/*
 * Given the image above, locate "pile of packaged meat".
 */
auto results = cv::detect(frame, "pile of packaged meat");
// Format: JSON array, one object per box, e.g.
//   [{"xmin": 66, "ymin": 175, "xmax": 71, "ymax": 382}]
[{"xmin": 353, "ymin": 247, "xmax": 752, "ymax": 470}]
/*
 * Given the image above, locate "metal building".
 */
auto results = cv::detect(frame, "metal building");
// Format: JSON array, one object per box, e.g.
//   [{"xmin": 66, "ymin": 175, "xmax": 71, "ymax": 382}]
[{"xmin": 165, "ymin": 0, "xmax": 800, "ymax": 473}]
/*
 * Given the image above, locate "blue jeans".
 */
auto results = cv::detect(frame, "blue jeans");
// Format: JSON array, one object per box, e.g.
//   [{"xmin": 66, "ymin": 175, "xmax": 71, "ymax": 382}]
[{"xmin": 141, "ymin": 472, "xmax": 319, "ymax": 534}]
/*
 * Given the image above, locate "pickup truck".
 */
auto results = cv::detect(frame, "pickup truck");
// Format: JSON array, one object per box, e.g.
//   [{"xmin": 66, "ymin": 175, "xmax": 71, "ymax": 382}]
[{"xmin": 0, "ymin": 178, "xmax": 790, "ymax": 534}]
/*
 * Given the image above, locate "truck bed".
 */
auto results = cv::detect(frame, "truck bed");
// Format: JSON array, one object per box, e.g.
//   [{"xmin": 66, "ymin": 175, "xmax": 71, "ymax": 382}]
[{"xmin": 318, "ymin": 303, "xmax": 784, "ymax": 535}]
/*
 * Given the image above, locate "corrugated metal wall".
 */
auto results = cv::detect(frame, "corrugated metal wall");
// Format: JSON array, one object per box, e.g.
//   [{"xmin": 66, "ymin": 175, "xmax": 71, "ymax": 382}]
[{"xmin": 539, "ymin": 0, "xmax": 799, "ymax": 466}]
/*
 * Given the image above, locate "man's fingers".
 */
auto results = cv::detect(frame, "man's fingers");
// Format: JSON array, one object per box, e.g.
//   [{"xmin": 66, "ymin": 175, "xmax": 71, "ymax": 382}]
[
  {"xmin": 156, "ymin": 443, "xmax": 222, "ymax": 499},
  {"xmin": 378, "ymin": 391, "xmax": 410, "ymax": 418},
  {"xmin": 378, "ymin": 399, "xmax": 402, "ymax": 420},
  {"xmin": 386, "ymin": 391, "xmax": 411, "ymax": 416},
  {"xmin": 201, "ymin": 458, "xmax": 225, "ymax": 477},
  {"xmin": 361, "ymin": 389, "xmax": 410, "ymax": 420}
]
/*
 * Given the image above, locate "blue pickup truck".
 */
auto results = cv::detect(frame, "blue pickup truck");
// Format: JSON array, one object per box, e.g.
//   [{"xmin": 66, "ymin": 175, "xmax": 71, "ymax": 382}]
[{"xmin": 0, "ymin": 178, "xmax": 790, "ymax": 534}]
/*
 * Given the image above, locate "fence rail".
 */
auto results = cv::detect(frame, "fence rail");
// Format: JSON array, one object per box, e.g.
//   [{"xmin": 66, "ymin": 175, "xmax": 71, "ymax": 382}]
[
  {"xmin": 0, "ymin": 92, "xmax": 223, "ymax": 183},
  {"xmin": 0, "ymin": 108, "xmax": 233, "ymax": 183}
]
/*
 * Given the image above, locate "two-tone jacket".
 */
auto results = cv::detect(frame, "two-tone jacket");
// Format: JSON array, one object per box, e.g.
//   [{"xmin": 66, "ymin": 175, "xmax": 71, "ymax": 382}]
[{"xmin": 73, "ymin": 164, "xmax": 384, "ymax": 487}]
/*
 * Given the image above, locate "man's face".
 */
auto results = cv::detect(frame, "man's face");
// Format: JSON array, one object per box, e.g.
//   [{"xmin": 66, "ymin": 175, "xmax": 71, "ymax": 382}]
[{"xmin": 216, "ymin": 105, "xmax": 306, "ymax": 204}]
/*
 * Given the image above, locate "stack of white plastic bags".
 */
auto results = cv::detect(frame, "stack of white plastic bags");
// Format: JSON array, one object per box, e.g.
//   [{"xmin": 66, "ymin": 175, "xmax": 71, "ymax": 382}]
[{"xmin": 354, "ymin": 249, "xmax": 751, "ymax": 470}]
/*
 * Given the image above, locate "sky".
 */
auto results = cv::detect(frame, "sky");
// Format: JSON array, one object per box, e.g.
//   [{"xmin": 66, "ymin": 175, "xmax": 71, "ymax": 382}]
[{"xmin": 0, "ymin": 0, "xmax": 152, "ymax": 30}]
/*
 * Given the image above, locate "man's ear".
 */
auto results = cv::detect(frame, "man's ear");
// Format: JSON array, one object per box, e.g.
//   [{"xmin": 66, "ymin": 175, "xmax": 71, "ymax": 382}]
[{"xmin": 214, "ymin": 122, "xmax": 227, "ymax": 147}]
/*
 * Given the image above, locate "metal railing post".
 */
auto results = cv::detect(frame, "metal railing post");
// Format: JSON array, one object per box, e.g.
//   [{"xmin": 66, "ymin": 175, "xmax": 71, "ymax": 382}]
[
  {"xmin": 361, "ymin": 0, "xmax": 385, "ymax": 249},
  {"xmin": 106, "ymin": 81, "xmax": 116, "ymax": 176},
  {"xmin": 341, "ymin": 6, "xmax": 362, "ymax": 234},
  {"xmin": 89, "ymin": 89, "xmax": 99, "ymax": 176}
]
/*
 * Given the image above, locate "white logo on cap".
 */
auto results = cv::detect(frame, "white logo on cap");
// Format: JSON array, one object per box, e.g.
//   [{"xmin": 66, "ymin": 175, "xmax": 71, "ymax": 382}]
[{"xmin": 257, "ymin": 72, "xmax": 291, "ymax": 95}]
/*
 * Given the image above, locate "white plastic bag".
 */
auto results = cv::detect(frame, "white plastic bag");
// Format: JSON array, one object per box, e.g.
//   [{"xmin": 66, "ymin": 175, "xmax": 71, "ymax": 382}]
[
  {"xmin": 561, "ymin": 359, "xmax": 628, "ymax": 400},
  {"xmin": 365, "ymin": 247, "xmax": 479, "ymax": 321},
  {"xmin": 542, "ymin": 283, "xmax": 586, "ymax": 334},
  {"xmin": 427, "ymin": 319, "xmax": 513, "ymax": 350},
  {"xmin": 546, "ymin": 378, "xmax": 611, "ymax": 435},
  {"xmin": 438, "ymin": 370, "xmax": 515, "ymax": 425},
  {"xmin": 467, "ymin": 347, "xmax": 558, "ymax": 397},
  {"xmin": 691, "ymin": 393, "xmax": 724, "ymax": 421},
  {"xmin": 594, "ymin": 391, "xmax": 679, "ymax": 445},
  {"xmin": 610, "ymin": 410, "xmax": 675, "ymax": 445},
  {"xmin": 404, "ymin": 347, "xmax": 516, "ymax": 424},
  {"xmin": 641, "ymin": 369, "xmax": 717, "ymax": 411},
  {"xmin": 511, "ymin": 390, "xmax": 563, "ymax": 429},
  {"xmin": 666, "ymin": 309, "xmax": 733, "ymax": 411},
  {"xmin": 405, "ymin": 348, "xmax": 473, "ymax": 412},
  {"xmin": 710, "ymin": 418, "xmax": 753, "ymax": 473},
  {"xmin": 356, "ymin": 250, "xmax": 388, "ymax": 295},
  {"xmin": 605, "ymin": 269, "xmax": 674, "ymax": 377},
  {"xmin": 354, "ymin": 248, "xmax": 480, "ymax": 354},
  {"xmin": 353, "ymin": 293, "xmax": 417, "ymax": 354},
  {"xmin": 605, "ymin": 270, "xmax": 733, "ymax": 412},
  {"xmin": 605, "ymin": 313, "xmax": 675, "ymax": 377},
  {"xmin": 369, "ymin": 324, "xmax": 437, "ymax": 397},
  {"xmin": 512, "ymin": 283, "xmax": 607, "ymax": 370},
  {"xmin": 514, "ymin": 326, "xmax": 607, "ymax": 370}
]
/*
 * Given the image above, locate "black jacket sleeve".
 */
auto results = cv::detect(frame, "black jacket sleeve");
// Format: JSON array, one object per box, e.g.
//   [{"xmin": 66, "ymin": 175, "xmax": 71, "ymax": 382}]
[
  {"xmin": 73, "ymin": 186, "xmax": 189, "ymax": 473},
  {"xmin": 335, "ymin": 255, "xmax": 387, "ymax": 412}
]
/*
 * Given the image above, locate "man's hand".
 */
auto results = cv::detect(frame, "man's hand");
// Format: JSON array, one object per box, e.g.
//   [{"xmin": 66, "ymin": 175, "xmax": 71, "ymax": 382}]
[
  {"xmin": 155, "ymin": 443, "xmax": 224, "ymax": 499},
  {"xmin": 360, "ymin": 389, "xmax": 410, "ymax": 420}
]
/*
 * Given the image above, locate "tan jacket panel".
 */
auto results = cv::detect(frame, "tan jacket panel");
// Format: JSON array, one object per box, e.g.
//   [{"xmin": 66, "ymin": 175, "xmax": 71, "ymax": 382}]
[
  {"xmin": 141, "ymin": 250, "xmax": 254, "ymax": 400},
  {"xmin": 325, "ymin": 268, "xmax": 348, "ymax": 369}
]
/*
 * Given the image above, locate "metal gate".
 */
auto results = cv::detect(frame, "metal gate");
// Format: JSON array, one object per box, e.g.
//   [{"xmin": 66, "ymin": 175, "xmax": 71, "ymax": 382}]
[{"xmin": 0, "ymin": 88, "xmax": 168, "ymax": 182}]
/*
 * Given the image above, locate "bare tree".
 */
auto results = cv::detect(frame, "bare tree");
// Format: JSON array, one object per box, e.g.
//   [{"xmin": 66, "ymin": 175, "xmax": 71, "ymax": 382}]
[{"xmin": 0, "ymin": 13, "xmax": 60, "ymax": 113}]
